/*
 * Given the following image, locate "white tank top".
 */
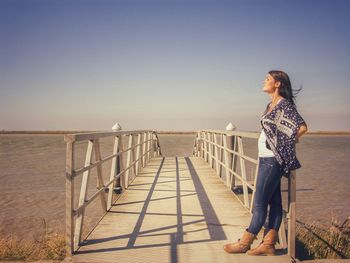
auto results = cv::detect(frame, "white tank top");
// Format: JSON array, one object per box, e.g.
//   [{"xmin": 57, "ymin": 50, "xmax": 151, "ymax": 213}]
[{"xmin": 258, "ymin": 130, "xmax": 274, "ymax": 157}]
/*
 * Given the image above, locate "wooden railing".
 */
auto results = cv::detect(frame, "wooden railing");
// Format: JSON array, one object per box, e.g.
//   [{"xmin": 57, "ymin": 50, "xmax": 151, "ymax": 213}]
[
  {"xmin": 64, "ymin": 130, "xmax": 162, "ymax": 256},
  {"xmin": 193, "ymin": 129, "xmax": 296, "ymax": 258}
]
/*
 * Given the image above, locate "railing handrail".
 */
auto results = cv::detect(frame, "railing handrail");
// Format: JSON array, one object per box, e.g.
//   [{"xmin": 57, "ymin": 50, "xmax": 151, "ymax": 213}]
[
  {"xmin": 65, "ymin": 130, "xmax": 162, "ymax": 256},
  {"xmin": 64, "ymin": 129, "xmax": 158, "ymax": 142},
  {"xmin": 192, "ymin": 129, "xmax": 296, "ymax": 258},
  {"xmin": 198, "ymin": 129, "xmax": 260, "ymax": 139}
]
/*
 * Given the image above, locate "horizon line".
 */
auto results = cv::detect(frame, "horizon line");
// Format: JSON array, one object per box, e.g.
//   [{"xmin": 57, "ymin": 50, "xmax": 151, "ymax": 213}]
[{"xmin": 1, "ymin": 130, "xmax": 350, "ymax": 135}]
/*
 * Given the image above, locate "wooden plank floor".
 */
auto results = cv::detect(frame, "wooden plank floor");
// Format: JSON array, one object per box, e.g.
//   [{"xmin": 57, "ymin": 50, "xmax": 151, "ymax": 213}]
[{"xmin": 72, "ymin": 157, "xmax": 292, "ymax": 263}]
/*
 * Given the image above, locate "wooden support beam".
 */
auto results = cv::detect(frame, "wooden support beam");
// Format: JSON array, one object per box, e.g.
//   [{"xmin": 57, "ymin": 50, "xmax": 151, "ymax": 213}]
[
  {"xmin": 74, "ymin": 140, "xmax": 94, "ymax": 250},
  {"xmin": 93, "ymin": 139, "xmax": 107, "ymax": 212},
  {"xmin": 237, "ymin": 136, "xmax": 249, "ymax": 208},
  {"xmin": 107, "ymin": 136, "xmax": 119, "ymax": 210}
]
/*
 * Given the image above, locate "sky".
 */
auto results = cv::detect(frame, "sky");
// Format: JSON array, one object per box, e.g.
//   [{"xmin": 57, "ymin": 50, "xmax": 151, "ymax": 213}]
[{"xmin": 1, "ymin": 0, "xmax": 350, "ymax": 132}]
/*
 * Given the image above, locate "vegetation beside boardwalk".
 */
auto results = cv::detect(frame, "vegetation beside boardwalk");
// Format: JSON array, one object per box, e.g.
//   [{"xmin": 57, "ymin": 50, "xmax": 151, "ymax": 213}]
[
  {"xmin": 0, "ymin": 233, "xmax": 65, "ymax": 261},
  {"xmin": 296, "ymin": 217, "xmax": 350, "ymax": 260}
]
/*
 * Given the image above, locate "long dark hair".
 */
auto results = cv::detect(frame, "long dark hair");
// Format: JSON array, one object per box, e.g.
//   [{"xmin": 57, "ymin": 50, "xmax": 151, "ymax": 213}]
[{"xmin": 268, "ymin": 70, "xmax": 301, "ymax": 106}]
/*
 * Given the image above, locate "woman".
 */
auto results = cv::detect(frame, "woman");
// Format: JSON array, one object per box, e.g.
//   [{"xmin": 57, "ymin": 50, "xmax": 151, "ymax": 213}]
[{"xmin": 223, "ymin": 70, "xmax": 308, "ymax": 256}]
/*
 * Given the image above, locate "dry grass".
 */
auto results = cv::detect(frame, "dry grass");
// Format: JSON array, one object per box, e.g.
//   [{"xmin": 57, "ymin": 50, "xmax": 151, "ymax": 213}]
[
  {"xmin": 0, "ymin": 233, "xmax": 65, "ymax": 261},
  {"xmin": 0, "ymin": 232, "xmax": 65, "ymax": 261},
  {"xmin": 296, "ymin": 216, "xmax": 350, "ymax": 260},
  {"xmin": 0, "ymin": 219, "xmax": 65, "ymax": 261}
]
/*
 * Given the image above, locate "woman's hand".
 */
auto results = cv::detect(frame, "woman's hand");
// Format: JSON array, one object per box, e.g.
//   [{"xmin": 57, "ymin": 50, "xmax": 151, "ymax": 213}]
[{"xmin": 296, "ymin": 124, "xmax": 308, "ymax": 143}]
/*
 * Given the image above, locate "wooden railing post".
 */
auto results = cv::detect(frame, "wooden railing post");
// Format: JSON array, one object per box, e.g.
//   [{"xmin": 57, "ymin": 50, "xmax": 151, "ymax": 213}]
[
  {"xmin": 151, "ymin": 132, "xmax": 156, "ymax": 158},
  {"xmin": 131, "ymin": 134, "xmax": 137, "ymax": 177},
  {"xmin": 288, "ymin": 170, "xmax": 296, "ymax": 258},
  {"xmin": 192, "ymin": 132, "xmax": 198, "ymax": 157},
  {"xmin": 250, "ymin": 164, "xmax": 259, "ymax": 213},
  {"xmin": 198, "ymin": 132, "xmax": 202, "ymax": 158},
  {"xmin": 194, "ymin": 131, "xmax": 202, "ymax": 158},
  {"xmin": 208, "ymin": 133, "xmax": 213, "ymax": 168},
  {"xmin": 124, "ymin": 134, "xmax": 133, "ymax": 189},
  {"xmin": 65, "ymin": 141, "xmax": 74, "ymax": 257},
  {"xmin": 141, "ymin": 133, "xmax": 145, "ymax": 167},
  {"xmin": 144, "ymin": 132, "xmax": 148, "ymax": 164},
  {"xmin": 118, "ymin": 135, "xmax": 125, "ymax": 191},
  {"xmin": 147, "ymin": 132, "xmax": 151, "ymax": 163},
  {"xmin": 107, "ymin": 136, "xmax": 119, "ymax": 210},
  {"xmin": 204, "ymin": 132, "xmax": 208, "ymax": 162},
  {"xmin": 219, "ymin": 134, "xmax": 224, "ymax": 178},
  {"xmin": 199, "ymin": 132, "xmax": 202, "ymax": 158},
  {"xmin": 213, "ymin": 134, "xmax": 220, "ymax": 176},
  {"xmin": 135, "ymin": 134, "xmax": 141, "ymax": 174},
  {"xmin": 224, "ymin": 134, "xmax": 235, "ymax": 188},
  {"xmin": 155, "ymin": 132, "xmax": 162, "ymax": 157}
]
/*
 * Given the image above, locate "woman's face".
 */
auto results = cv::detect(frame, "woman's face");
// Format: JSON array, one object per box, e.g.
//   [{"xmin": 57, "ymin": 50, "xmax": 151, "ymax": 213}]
[{"xmin": 262, "ymin": 74, "xmax": 280, "ymax": 94}]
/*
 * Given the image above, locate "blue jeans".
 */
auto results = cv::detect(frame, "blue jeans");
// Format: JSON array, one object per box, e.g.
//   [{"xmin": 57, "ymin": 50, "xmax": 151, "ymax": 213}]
[{"xmin": 247, "ymin": 157, "xmax": 284, "ymax": 235}]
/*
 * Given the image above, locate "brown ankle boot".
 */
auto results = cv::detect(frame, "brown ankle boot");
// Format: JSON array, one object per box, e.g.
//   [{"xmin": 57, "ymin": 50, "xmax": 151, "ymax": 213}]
[
  {"xmin": 246, "ymin": 228, "xmax": 268, "ymax": 254},
  {"xmin": 223, "ymin": 230, "xmax": 256, "ymax": 254},
  {"xmin": 247, "ymin": 229, "xmax": 278, "ymax": 256}
]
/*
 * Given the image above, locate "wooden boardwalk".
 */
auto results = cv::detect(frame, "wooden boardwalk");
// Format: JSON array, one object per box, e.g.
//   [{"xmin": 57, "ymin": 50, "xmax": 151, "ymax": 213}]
[{"xmin": 72, "ymin": 157, "xmax": 292, "ymax": 263}]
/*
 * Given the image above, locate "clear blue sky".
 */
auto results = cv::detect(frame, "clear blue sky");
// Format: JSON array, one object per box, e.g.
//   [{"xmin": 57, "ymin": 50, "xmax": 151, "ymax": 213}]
[{"xmin": 1, "ymin": 0, "xmax": 349, "ymax": 131}]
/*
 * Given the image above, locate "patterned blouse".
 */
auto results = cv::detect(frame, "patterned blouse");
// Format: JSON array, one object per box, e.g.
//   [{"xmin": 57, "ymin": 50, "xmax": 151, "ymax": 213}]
[{"xmin": 260, "ymin": 98, "xmax": 307, "ymax": 175}]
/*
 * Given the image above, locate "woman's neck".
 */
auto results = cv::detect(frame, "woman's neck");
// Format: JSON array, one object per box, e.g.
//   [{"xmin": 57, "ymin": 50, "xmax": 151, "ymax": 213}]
[
  {"xmin": 270, "ymin": 92, "xmax": 283, "ymax": 105},
  {"xmin": 267, "ymin": 93, "xmax": 283, "ymax": 113}
]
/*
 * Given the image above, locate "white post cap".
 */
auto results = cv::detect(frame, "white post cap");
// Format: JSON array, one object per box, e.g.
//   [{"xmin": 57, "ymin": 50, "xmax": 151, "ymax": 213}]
[
  {"xmin": 225, "ymin": 122, "xmax": 236, "ymax": 131},
  {"xmin": 112, "ymin": 122, "xmax": 122, "ymax": 131}
]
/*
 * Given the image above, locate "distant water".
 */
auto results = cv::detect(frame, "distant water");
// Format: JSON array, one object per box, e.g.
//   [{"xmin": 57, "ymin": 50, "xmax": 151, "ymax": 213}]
[{"xmin": 0, "ymin": 134, "xmax": 349, "ymax": 239}]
